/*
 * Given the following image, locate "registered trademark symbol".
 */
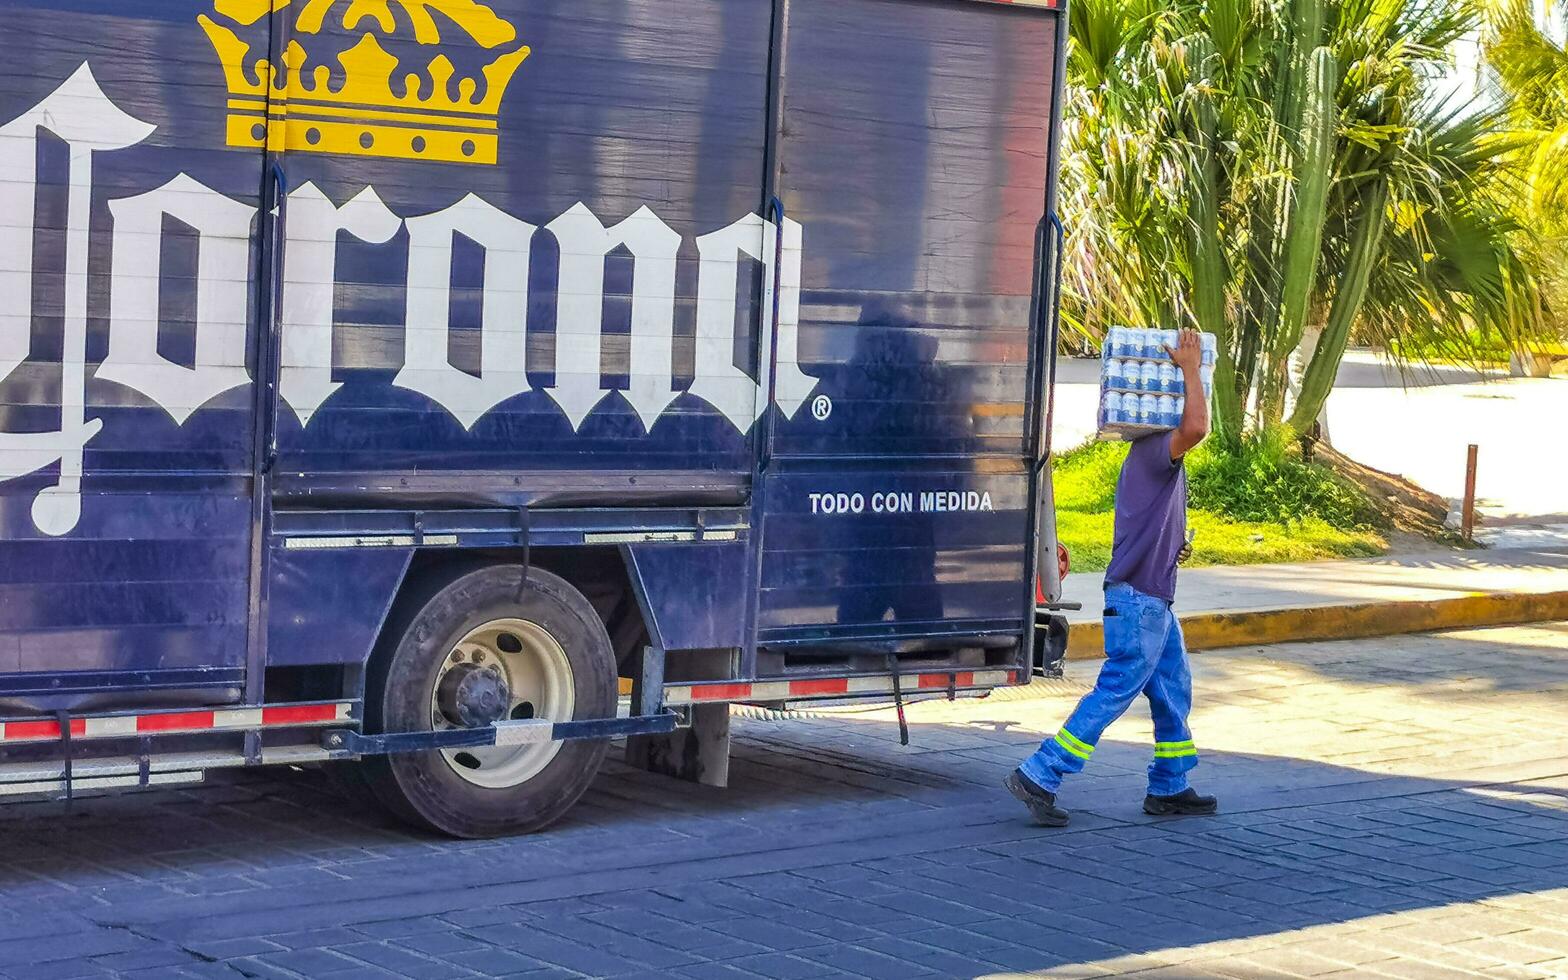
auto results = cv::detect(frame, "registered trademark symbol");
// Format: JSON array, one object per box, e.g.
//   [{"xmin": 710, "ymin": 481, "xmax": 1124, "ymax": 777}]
[{"xmin": 811, "ymin": 395, "xmax": 833, "ymax": 421}]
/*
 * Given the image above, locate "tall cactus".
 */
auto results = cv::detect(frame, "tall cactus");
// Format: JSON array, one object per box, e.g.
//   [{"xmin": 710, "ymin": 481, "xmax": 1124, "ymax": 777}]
[
  {"xmin": 1259, "ymin": 45, "xmax": 1339, "ymax": 423},
  {"xmin": 1236, "ymin": 0, "xmax": 1328, "ymax": 413},
  {"xmin": 1184, "ymin": 58, "xmax": 1243, "ymax": 446}
]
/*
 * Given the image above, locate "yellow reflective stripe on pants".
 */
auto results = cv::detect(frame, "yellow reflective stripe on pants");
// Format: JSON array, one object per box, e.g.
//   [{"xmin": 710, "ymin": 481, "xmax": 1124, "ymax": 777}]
[
  {"xmin": 1058, "ymin": 728, "xmax": 1095, "ymax": 755},
  {"xmin": 1054, "ymin": 729, "xmax": 1094, "ymax": 760},
  {"xmin": 1154, "ymin": 740, "xmax": 1197, "ymax": 759}
]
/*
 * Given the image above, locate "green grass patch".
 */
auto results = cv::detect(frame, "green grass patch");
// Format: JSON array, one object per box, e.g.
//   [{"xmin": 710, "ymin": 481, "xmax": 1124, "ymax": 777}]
[{"xmin": 1055, "ymin": 434, "xmax": 1390, "ymax": 573}]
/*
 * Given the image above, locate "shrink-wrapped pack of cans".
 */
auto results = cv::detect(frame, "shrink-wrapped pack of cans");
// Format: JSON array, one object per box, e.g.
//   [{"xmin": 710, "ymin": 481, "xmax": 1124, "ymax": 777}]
[{"xmin": 1098, "ymin": 328, "xmax": 1216, "ymax": 440}]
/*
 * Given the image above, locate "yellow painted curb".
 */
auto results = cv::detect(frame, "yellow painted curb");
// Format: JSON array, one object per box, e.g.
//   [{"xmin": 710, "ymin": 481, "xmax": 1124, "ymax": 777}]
[{"xmin": 1065, "ymin": 590, "xmax": 1568, "ymax": 659}]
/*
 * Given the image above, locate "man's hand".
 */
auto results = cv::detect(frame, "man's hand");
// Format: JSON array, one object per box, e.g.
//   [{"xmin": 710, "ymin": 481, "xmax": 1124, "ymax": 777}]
[
  {"xmin": 1163, "ymin": 329, "xmax": 1203, "ymax": 374},
  {"xmin": 1165, "ymin": 328, "xmax": 1210, "ymax": 460}
]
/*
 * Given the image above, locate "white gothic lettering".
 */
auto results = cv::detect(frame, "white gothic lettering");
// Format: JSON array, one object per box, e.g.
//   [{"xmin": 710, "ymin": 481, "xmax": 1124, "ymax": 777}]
[{"xmin": 0, "ymin": 65, "xmax": 818, "ymax": 536}]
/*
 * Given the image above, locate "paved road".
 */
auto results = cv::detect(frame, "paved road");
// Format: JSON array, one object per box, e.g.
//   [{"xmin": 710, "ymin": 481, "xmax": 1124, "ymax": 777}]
[
  {"xmin": 1325, "ymin": 354, "xmax": 1567, "ymax": 527},
  {"xmin": 4, "ymin": 624, "xmax": 1568, "ymax": 979}
]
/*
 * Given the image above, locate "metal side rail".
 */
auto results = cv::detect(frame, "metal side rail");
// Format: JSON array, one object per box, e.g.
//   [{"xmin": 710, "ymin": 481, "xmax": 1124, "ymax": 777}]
[
  {"xmin": 0, "ymin": 702, "xmax": 358, "ymax": 801},
  {"xmin": 0, "ymin": 701, "xmax": 355, "ymax": 745},
  {"xmin": 662, "ymin": 668, "xmax": 1024, "ymax": 707},
  {"xmin": 0, "ymin": 745, "xmax": 336, "ymax": 799},
  {"xmin": 325, "ymin": 712, "xmax": 681, "ymax": 757}
]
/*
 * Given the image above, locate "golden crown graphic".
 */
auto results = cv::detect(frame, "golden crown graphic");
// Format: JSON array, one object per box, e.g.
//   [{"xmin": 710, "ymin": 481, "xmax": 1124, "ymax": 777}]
[{"xmin": 199, "ymin": 0, "xmax": 530, "ymax": 165}]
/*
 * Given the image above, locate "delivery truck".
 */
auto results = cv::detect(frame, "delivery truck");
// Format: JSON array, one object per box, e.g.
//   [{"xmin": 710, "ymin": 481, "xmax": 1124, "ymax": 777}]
[{"xmin": 0, "ymin": 0, "xmax": 1069, "ymax": 837}]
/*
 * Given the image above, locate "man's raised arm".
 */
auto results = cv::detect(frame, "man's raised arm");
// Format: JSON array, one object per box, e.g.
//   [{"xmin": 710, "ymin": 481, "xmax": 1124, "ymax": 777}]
[{"xmin": 1166, "ymin": 329, "xmax": 1210, "ymax": 460}]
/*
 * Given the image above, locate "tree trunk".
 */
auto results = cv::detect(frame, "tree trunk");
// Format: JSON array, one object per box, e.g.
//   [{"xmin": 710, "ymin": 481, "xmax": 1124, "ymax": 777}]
[
  {"xmin": 1288, "ymin": 321, "xmax": 1330, "ymax": 442},
  {"xmin": 1186, "ymin": 84, "xmax": 1245, "ymax": 448}
]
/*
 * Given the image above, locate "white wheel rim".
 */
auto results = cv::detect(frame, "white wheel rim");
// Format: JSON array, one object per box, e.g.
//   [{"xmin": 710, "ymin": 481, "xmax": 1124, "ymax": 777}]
[{"xmin": 431, "ymin": 618, "xmax": 575, "ymax": 789}]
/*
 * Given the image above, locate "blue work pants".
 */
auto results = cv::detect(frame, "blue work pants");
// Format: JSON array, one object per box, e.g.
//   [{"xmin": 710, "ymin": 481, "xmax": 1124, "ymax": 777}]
[{"xmin": 1019, "ymin": 583, "xmax": 1197, "ymax": 796}]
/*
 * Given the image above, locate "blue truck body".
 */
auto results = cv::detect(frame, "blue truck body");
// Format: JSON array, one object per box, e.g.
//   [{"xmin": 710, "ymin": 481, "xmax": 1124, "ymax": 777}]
[{"xmin": 0, "ymin": 0, "xmax": 1067, "ymax": 827}]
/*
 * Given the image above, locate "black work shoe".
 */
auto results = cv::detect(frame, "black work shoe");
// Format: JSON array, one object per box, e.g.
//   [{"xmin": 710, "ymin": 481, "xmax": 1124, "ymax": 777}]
[
  {"xmin": 1005, "ymin": 770, "xmax": 1070, "ymax": 827},
  {"xmin": 1143, "ymin": 787, "xmax": 1219, "ymax": 816}
]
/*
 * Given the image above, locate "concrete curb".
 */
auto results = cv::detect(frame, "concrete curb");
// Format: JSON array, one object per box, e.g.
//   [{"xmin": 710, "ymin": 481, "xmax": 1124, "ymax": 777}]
[{"xmin": 1065, "ymin": 589, "xmax": 1568, "ymax": 659}]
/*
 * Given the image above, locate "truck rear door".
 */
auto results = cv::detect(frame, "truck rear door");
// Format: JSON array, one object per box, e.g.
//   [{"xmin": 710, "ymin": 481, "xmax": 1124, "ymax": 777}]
[{"xmin": 756, "ymin": 0, "xmax": 1064, "ymax": 661}]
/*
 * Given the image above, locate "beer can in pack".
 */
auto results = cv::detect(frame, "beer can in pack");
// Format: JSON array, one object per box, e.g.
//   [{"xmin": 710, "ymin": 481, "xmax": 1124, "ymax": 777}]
[
  {"xmin": 1111, "ymin": 327, "xmax": 1131, "ymax": 358},
  {"xmin": 1140, "ymin": 394, "xmax": 1159, "ymax": 424},
  {"xmin": 1104, "ymin": 358, "xmax": 1126, "ymax": 391},
  {"xmin": 1116, "ymin": 391, "xmax": 1136, "ymax": 425},
  {"xmin": 1158, "ymin": 394, "xmax": 1178, "ymax": 428},
  {"xmin": 1140, "ymin": 361, "xmax": 1161, "ymax": 392}
]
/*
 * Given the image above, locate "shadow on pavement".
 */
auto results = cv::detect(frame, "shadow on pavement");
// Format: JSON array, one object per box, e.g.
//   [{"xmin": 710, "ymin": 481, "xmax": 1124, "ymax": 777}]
[
  {"xmin": 1330, "ymin": 357, "xmax": 1510, "ymax": 389},
  {"xmin": 1192, "ymin": 619, "xmax": 1568, "ymax": 695},
  {"xmin": 0, "ymin": 705, "xmax": 1561, "ymax": 979},
  {"xmin": 1349, "ymin": 546, "xmax": 1568, "ymax": 574}
]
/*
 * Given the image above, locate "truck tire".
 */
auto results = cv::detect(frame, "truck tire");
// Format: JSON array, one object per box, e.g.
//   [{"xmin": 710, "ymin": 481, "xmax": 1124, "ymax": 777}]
[{"xmin": 362, "ymin": 564, "xmax": 616, "ymax": 838}]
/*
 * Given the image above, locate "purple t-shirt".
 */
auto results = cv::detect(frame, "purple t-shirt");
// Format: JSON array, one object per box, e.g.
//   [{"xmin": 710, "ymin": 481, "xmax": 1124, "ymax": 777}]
[{"xmin": 1103, "ymin": 431, "xmax": 1187, "ymax": 602}]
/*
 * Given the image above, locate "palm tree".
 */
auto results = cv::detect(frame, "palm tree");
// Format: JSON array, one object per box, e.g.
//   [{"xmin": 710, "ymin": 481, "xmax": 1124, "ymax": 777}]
[
  {"xmin": 1484, "ymin": 0, "xmax": 1568, "ymax": 352},
  {"xmin": 1062, "ymin": 0, "xmax": 1546, "ymax": 446}
]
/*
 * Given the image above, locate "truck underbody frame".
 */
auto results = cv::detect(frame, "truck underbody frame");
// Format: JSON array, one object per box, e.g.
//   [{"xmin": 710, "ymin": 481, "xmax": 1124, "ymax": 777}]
[{"xmin": 0, "ymin": 645, "xmax": 1040, "ymax": 802}]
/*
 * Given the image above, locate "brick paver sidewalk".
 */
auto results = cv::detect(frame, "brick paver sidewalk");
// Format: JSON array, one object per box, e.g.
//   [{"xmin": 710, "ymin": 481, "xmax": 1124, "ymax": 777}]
[{"xmin": 1, "ymin": 623, "xmax": 1567, "ymax": 979}]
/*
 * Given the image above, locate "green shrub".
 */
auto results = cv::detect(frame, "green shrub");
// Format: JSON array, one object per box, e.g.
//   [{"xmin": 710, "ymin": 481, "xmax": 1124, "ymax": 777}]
[
  {"xmin": 1056, "ymin": 432, "xmax": 1385, "ymax": 531},
  {"xmin": 1187, "ymin": 431, "xmax": 1389, "ymax": 531},
  {"xmin": 1052, "ymin": 439, "xmax": 1130, "ymax": 514},
  {"xmin": 1383, "ymin": 330, "xmax": 1524, "ymax": 366},
  {"xmin": 1051, "ymin": 431, "xmax": 1391, "ymax": 572}
]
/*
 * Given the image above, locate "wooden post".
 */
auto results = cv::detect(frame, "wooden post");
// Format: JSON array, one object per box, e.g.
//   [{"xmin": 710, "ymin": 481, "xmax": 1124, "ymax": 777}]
[{"xmin": 1462, "ymin": 444, "xmax": 1479, "ymax": 542}]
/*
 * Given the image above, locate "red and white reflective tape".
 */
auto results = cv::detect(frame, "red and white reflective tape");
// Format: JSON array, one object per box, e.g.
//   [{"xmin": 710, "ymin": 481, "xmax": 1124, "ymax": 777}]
[
  {"xmin": 981, "ymin": 0, "xmax": 1063, "ymax": 9},
  {"xmin": 0, "ymin": 702, "xmax": 353, "ymax": 745},
  {"xmin": 662, "ymin": 669, "xmax": 1020, "ymax": 707}
]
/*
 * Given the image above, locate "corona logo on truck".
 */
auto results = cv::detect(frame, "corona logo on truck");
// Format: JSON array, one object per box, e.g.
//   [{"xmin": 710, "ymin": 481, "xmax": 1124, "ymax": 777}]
[
  {"xmin": 199, "ymin": 0, "xmax": 532, "ymax": 165},
  {"xmin": 0, "ymin": 3, "xmax": 817, "ymax": 539}
]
